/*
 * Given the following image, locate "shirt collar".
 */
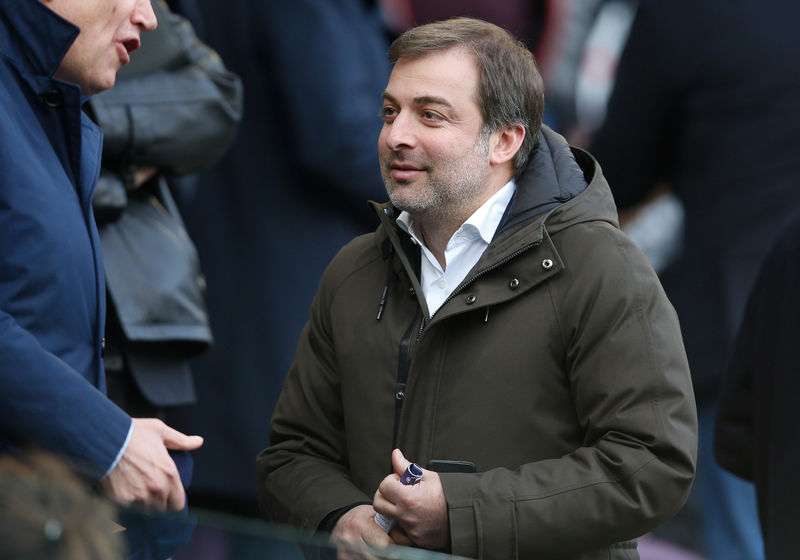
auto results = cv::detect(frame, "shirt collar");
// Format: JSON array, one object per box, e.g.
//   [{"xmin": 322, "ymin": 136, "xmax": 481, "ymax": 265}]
[{"xmin": 397, "ymin": 179, "xmax": 517, "ymax": 246}]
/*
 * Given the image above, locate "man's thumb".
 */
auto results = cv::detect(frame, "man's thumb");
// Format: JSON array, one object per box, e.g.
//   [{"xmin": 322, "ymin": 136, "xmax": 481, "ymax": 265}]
[
  {"xmin": 392, "ymin": 448, "xmax": 410, "ymax": 477},
  {"xmin": 161, "ymin": 424, "xmax": 204, "ymax": 450}
]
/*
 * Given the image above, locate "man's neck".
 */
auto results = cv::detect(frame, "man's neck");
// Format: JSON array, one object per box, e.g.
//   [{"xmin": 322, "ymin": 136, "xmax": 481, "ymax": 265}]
[
  {"xmin": 411, "ymin": 176, "xmax": 511, "ymax": 270},
  {"xmin": 412, "ymin": 173, "xmax": 515, "ymax": 269},
  {"xmin": 415, "ymin": 220, "xmax": 451, "ymax": 269}
]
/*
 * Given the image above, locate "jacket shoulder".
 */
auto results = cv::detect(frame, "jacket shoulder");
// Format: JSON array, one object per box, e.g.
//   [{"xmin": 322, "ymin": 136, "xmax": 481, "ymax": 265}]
[
  {"xmin": 319, "ymin": 231, "xmax": 383, "ymax": 292},
  {"xmin": 549, "ymin": 219, "xmax": 670, "ymax": 321}
]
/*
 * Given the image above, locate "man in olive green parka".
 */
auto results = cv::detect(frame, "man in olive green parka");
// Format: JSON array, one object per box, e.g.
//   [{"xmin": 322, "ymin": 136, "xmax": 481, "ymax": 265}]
[{"xmin": 258, "ymin": 17, "xmax": 697, "ymax": 560}]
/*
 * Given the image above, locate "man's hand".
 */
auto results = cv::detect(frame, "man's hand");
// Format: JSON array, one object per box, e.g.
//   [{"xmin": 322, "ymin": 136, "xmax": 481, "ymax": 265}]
[
  {"xmin": 100, "ymin": 418, "xmax": 203, "ymax": 511},
  {"xmin": 331, "ymin": 504, "xmax": 393, "ymax": 559},
  {"xmin": 126, "ymin": 166, "xmax": 158, "ymax": 191},
  {"xmin": 373, "ymin": 449, "xmax": 449, "ymax": 550}
]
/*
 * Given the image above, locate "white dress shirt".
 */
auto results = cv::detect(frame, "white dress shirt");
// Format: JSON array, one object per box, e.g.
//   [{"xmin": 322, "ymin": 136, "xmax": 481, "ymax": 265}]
[{"xmin": 397, "ymin": 179, "xmax": 516, "ymax": 316}]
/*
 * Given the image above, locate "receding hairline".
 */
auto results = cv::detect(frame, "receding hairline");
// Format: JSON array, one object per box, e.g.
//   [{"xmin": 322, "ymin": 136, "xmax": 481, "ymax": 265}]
[{"xmin": 384, "ymin": 46, "xmax": 484, "ymax": 113}]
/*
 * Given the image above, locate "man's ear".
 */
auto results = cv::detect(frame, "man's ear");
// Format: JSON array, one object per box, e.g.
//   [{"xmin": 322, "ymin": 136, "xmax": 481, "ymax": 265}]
[{"xmin": 489, "ymin": 123, "xmax": 525, "ymax": 166}]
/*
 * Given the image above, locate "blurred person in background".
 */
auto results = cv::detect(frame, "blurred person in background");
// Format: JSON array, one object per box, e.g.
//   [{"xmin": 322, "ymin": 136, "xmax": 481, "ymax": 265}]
[
  {"xmin": 404, "ymin": 0, "xmax": 545, "ymax": 48},
  {"xmin": 86, "ymin": 1, "xmax": 242, "ymax": 557},
  {"xmin": 164, "ymin": 0, "xmax": 390, "ymax": 557},
  {"xmin": 589, "ymin": 0, "xmax": 800, "ymax": 558},
  {"xmin": 715, "ymin": 214, "xmax": 800, "ymax": 560}
]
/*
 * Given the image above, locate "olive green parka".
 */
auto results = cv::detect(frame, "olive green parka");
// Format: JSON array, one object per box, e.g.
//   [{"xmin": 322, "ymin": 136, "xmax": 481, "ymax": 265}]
[{"xmin": 258, "ymin": 126, "xmax": 698, "ymax": 559}]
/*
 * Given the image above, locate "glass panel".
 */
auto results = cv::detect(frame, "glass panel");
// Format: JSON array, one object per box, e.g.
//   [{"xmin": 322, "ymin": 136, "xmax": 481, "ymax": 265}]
[{"xmin": 167, "ymin": 507, "xmax": 471, "ymax": 560}]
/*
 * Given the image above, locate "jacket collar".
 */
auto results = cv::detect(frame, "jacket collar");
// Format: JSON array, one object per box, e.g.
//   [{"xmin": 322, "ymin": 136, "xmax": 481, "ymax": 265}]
[
  {"xmin": 369, "ymin": 125, "xmax": 621, "ymax": 320},
  {"xmin": 499, "ymin": 125, "xmax": 590, "ymax": 233},
  {"xmin": 0, "ymin": 0, "xmax": 80, "ymax": 80}
]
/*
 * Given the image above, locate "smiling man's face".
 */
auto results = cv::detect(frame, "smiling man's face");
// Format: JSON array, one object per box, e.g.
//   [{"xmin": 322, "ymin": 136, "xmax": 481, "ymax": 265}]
[
  {"xmin": 45, "ymin": 0, "xmax": 157, "ymax": 95},
  {"xmin": 378, "ymin": 47, "xmax": 496, "ymax": 223}
]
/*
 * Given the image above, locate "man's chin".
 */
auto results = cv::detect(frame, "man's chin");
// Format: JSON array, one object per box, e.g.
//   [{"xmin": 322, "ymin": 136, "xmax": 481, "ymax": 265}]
[
  {"xmin": 83, "ymin": 74, "xmax": 117, "ymax": 96},
  {"xmin": 388, "ymin": 193, "xmax": 428, "ymax": 215}
]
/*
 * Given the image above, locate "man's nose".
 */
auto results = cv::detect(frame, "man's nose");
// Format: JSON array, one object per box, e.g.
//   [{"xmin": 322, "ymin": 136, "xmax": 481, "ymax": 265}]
[
  {"xmin": 134, "ymin": 0, "xmax": 158, "ymax": 32},
  {"xmin": 383, "ymin": 113, "xmax": 416, "ymax": 152}
]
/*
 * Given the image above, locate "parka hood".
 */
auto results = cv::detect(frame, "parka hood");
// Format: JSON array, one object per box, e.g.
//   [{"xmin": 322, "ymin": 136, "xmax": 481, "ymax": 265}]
[{"xmin": 499, "ymin": 124, "xmax": 619, "ymax": 235}]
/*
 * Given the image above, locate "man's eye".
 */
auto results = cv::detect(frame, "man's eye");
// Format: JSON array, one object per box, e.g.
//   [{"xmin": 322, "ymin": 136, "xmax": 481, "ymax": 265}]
[
  {"xmin": 381, "ymin": 107, "xmax": 398, "ymax": 119},
  {"xmin": 422, "ymin": 110, "xmax": 443, "ymax": 122}
]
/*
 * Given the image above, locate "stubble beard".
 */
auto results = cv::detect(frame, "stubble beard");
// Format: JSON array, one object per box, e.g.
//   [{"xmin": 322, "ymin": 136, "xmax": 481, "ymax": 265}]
[{"xmin": 383, "ymin": 133, "xmax": 491, "ymax": 223}]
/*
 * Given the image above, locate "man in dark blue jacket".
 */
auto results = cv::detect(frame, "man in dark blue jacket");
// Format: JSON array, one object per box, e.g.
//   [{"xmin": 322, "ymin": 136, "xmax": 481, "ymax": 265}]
[{"xmin": 0, "ymin": 0, "xmax": 202, "ymax": 514}]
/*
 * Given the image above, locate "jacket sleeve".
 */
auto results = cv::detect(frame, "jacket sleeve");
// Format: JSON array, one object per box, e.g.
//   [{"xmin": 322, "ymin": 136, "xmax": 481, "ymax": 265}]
[
  {"xmin": 0, "ymin": 310, "xmax": 132, "ymax": 481},
  {"xmin": 257, "ymin": 264, "xmax": 372, "ymax": 529},
  {"xmin": 440, "ymin": 223, "xmax": 698, "ymax": 558},
  {"xmin": 87, "ymin": 0, "xmax": 243, "ymax": 176}
]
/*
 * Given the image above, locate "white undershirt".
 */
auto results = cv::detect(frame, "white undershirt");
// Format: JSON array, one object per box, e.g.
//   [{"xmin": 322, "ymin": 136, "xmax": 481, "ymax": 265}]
[{"xmin": 397, "ymin": 179, "xmax": 516, "ymax": 316}]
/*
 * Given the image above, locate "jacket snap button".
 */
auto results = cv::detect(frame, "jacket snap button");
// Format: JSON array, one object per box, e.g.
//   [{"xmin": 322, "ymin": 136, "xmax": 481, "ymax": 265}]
[
  {"xmin": 43, "ymin": 89, "xmax": 62, "ymax": 108},
  {"xmin": 509, "ymin": 278, "xmax": 520, "ymax": 289},
  {"xmin": 542, "ymin": 258, "xmax": 554, "ymax": 270},
  {"xmin": 465, "ymin": 295, "xmax": 477, "ymax": 304},
  {"xmin": 408, "ymin": 287, "xmax": 415, "ymax": 296},
  {"xmin": 396, "ymin": 391, "xmax": 405, "ymax": 400}
]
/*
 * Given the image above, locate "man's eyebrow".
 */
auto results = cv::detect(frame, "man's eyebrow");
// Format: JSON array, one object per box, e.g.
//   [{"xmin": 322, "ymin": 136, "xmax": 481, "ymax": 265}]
[
  {"xmin": 413, "ymin": 95, "xmax": 453, "ymax": 108},
  {"xmin": 382, "ymin": 91, "xmax": 454, "ymax": 109}
]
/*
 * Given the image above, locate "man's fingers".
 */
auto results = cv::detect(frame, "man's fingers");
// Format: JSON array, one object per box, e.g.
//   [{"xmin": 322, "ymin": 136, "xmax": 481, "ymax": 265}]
[
  {"xmin": 389, "ymin": 526, "xmax": 413, "ymax": 547},
  {"xmin": 166, "ymin": 479, "xmax": 187, "ymax": 511},
  {"xmin": 373, "ymin": 488, "xmax": 397, "ymax": 520},
  {"xmin": 331, "ymin": 504, "xmax": 394, "ymax": 560},
  {"xmin": 159, "ymin": 423, "xmax": 204, "ymax": 450},
  {"xmin": 111, "ymin": 418, "xmax": 198, "ymax": 511}
]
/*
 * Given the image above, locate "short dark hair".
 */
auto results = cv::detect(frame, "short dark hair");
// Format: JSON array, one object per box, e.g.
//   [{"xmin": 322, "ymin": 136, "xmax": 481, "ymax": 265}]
[{"xmin": 388, "ymin": 17, "xmax": 544, "ymax": 177}]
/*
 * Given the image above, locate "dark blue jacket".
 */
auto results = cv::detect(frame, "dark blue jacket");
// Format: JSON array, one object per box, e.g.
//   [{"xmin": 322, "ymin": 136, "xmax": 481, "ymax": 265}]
[
  {"xmin": 0, "ymin": 0, "xmax": 130, "ymax": 479},
  {"xmin": 589, "ymin": 0, "xmax": 800, "ymax": 400},
  {"xmin": 715, "ymin": 214, "xmax": 800, "ymax": 559}
]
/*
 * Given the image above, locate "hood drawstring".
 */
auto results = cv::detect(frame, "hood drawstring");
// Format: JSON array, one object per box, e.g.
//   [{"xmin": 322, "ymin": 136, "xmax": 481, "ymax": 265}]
[
  {"xmin": 377, "ymin": 240, "xmax": 394, "ymax": 321},
  {"xmin": 484, "ymin": 306, "xmax": 491, "ymax": 324}
]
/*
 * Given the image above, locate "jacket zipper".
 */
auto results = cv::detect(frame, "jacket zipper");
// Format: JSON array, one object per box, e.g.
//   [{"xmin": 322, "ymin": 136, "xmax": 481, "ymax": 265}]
[
  {"xmin": 392, "ymin": 316, "xmax": 418, "ymax": 450},
  {"xmin": 419, "ymin": 240, "xmax": 542, "ymax": 339},
  {"xmin": 392, "ymin": 239, "xmax": 541, "ymax": 447}
]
